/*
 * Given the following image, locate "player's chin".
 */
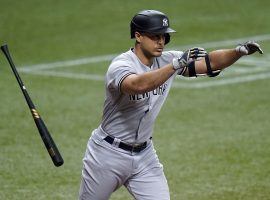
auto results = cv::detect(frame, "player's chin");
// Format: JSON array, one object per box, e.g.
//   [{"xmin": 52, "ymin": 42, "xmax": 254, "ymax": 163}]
[{"xmin": 153, "ymin": 49, "xmax": 163, "ymax": 57}]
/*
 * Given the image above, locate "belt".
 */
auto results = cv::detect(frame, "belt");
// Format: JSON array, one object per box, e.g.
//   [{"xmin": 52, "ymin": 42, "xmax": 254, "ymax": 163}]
[{"xmin": 104, "ymin": 136, "xmax": 147, "ymax": 153}]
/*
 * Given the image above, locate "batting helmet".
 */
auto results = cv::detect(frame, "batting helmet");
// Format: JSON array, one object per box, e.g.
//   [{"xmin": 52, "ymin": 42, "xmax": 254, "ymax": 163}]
[{"xmin": 130, "ymin": 10, "xmax": 176, "ymax": 44}]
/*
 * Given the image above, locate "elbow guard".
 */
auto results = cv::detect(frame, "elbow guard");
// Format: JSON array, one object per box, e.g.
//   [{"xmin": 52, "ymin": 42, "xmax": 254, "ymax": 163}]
[
  {"xmin": 186, "ymin": 54, "xmax": 221, "ymax": 77},
  {"xmin": 204, "ymin": 54, "xmax": 221, "ymax": 77},
  {"xmin": 187, "ymin": 61, "xmax": 196, "ymax": 77}
]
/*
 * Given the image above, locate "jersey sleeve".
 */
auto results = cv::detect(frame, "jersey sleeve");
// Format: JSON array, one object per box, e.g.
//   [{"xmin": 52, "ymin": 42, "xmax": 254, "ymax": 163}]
[{"xmin": 106, "ymin": 60, "xmax": 136, "ymax": 93}]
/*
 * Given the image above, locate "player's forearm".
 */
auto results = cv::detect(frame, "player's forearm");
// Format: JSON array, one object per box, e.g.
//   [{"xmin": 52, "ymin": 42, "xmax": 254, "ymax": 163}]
[
  {"xmin": 138, "ymin": 64, "xmax": 175, "ymax": 92},
  {"xmin": 181, "ymin": 48, "xmax": 243, "ymax": 76},
  {"xmin": 121, "ymin": 64, "xmax": 175, "ymax": 94},
  {"xmin": 209, "ymin": 49, "xmax": 242, "ymax": 71}
]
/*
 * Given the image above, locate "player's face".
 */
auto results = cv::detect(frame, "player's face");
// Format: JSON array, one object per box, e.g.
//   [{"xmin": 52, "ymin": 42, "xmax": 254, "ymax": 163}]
[{"xmin": 137, "ymin": 32, "xmax": 165, "ymax": 57}]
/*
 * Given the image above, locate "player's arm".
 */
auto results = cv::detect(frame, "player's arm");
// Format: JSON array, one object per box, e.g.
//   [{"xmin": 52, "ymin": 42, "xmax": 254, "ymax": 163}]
[
  {"xmin": 121, "ymin": 47, "xmax": 208, "ymax": 94},
  {"xmin": 180, "ymin": 41, "xmax": 263, "ymax": 77},
  {"xmin": 190, "ymin": 49, "xmax": 242, "ymax": 76},
  {"xmin": 121, "ymin": 64, "xmax": 175, "ymax": 95}
]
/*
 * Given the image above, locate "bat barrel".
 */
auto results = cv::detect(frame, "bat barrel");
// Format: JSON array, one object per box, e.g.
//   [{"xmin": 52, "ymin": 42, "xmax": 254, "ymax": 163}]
[{"xmin": 34, "ymin": 117, "xmax": 64, "ymax": 167}]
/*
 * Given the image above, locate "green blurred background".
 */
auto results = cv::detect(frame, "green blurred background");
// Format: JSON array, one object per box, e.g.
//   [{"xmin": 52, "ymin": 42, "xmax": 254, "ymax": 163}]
[{"xmin": 0, "ymin": 0, "xmax": 269, "ymax": 199}]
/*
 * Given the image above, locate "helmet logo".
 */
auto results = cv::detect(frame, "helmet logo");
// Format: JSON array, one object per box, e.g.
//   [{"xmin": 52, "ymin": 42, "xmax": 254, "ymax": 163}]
[{"xmin": 163, "ymin": 18, "xmax": 168, "ymax": 27}]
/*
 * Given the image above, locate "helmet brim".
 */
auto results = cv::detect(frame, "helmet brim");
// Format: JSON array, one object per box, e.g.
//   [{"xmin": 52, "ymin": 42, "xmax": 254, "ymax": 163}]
[{"xmin": 165, "ymin": 27, "xmax": 176, "ymax": 33}]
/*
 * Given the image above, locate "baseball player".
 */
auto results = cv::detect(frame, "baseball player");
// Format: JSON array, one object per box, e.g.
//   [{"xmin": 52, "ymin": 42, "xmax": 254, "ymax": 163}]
[{"xmin": 79, "ymin": 10, "xmax": 263, "ymax": 200}]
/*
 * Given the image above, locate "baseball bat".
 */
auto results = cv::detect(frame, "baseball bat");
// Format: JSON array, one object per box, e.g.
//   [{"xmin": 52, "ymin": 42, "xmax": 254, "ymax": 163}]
[{"xmin": 1, "ymin": 44, "xmax": 64, "ymax": 167}]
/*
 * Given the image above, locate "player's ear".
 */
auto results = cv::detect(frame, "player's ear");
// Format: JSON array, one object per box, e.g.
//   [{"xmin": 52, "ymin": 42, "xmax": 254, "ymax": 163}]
[{"xmin": 135, "ymin": 32, "xmax": 142, "ymax": 43}]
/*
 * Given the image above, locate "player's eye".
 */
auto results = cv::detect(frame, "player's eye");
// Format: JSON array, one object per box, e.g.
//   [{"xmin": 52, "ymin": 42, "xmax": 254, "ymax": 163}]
[{"xmin": 148, "ymin": 34, "xmax": 165, "ymax": 41}]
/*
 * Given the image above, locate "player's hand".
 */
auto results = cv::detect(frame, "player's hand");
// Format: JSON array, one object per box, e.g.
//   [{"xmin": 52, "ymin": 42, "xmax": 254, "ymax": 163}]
[
  {"xmin": 189, "ymin": 47, "xmax": 207, "ymax": 59},
  {"xmin": 172, "ymin": 47, "xmax": 207, "ymax": 70},
  {"xmin": 235, "ymin": 41, "xmax": 263, "ymax": 55}
]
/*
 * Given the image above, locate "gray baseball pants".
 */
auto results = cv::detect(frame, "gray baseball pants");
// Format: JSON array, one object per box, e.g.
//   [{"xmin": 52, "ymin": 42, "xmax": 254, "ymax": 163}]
[{"xmin": 78, "ymin": 130, "xmax": 170, "ymax": 200}]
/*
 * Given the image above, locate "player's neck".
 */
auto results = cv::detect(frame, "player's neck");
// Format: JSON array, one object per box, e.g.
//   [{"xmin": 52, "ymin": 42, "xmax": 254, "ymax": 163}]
[{"xmin": 133, "ymin": 46, "xmax": 154, "ymax": 67}]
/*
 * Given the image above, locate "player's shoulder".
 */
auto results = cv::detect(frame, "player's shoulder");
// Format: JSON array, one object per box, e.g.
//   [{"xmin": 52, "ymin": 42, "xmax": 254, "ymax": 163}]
[
  {"xmin": 107, "ymin": 49, "xmax": 134, "ymax": 72},
  {"xmin": 111, "ymin": 49, "xmax": 134, "ymax": 64}
]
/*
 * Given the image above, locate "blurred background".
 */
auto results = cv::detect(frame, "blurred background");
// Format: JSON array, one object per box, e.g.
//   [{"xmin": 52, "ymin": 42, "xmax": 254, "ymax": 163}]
[{"xmin": 0, "ymin": 0, "xmax": 269, "ymax": 199}]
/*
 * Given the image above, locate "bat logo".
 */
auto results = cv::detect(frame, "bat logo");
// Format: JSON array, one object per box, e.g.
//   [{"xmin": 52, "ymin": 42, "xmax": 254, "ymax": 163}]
[
  {"xmin": 48, "ymin": 147, "xmax": 56, "ymax": 157},
  {"xmin": 31, "ymin": 109, "xmax": 40, "ymax": 119}
]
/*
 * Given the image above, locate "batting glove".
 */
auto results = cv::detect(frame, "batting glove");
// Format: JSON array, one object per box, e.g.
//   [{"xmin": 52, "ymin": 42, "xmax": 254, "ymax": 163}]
[
  {"xmin": 235, "ymin": 41, "xmax": 263, "ymax": 55},
  {"xmin": 172, "ymin": 47, "xmax": 207, "ymax": 70}
]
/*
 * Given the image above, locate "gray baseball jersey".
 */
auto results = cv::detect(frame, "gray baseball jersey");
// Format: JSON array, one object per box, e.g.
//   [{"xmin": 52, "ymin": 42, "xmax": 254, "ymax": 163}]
[
  {"xmin": 99, "ymin": 48, "xmax": 183, "ymax": 143},
  {"xmin": 79, "ymin": 48, "xmax": 183, "ymax": 200}
]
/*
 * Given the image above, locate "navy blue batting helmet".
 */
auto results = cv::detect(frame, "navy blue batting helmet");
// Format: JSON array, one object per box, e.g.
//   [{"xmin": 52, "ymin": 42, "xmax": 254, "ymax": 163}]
[{"xmin": 130, "ymin": 10, "xmax": 176, "ymax": 44}]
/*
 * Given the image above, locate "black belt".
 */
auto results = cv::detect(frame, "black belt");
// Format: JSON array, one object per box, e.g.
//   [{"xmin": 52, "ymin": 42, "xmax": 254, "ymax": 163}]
[{"xmin": 104, "ymin": 136, "xmax": 147, "ymax": 153}]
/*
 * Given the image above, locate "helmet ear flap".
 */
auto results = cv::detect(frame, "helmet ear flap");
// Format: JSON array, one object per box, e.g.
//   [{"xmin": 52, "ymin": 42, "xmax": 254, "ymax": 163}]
[{"xmin": 165, "ymin": 33, "xmax": 170, "ymax": 45}]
